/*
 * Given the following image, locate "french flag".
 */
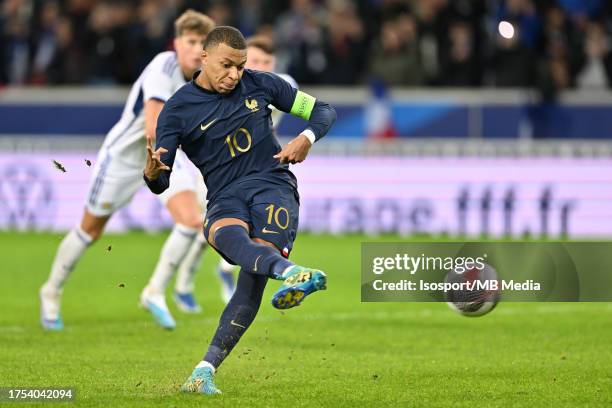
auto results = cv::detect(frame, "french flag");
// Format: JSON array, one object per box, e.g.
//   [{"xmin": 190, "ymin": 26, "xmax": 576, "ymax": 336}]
[{"xmin": 365, "ymin": 79, "xmax": 397, "ymax": 139}]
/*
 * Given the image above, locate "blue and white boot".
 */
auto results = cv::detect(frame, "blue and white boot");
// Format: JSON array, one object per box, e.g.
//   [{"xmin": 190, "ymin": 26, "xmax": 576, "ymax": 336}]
[
  {"xmin": 140, "ymin": 286, "xmax": 176, "ymax": 330},
  {"xmin": 174, "ymin": 292, "xmax": 202, "ymax": 314},
  {"xmin": 39, "ymin": 284, "xmax": 64, "ymax": 331},
  {"xmin": 181, "ymin": 363, "xmax": 221, "ymax": 395},
  {"xmin": 271, "ymin": 265, "xmax": 327, "ymax": 309}
]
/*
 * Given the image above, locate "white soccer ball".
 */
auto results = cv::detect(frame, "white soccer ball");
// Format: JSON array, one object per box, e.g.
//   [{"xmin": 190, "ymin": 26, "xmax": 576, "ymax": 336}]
[{"xmin": 444, "ymin": 263, "xmax": 501, "ymax": 317}]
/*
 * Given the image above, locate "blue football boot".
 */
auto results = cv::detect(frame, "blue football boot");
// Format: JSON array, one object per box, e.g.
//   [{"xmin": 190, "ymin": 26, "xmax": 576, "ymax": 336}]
[
  {"xmin": 180, "ymin": 366, "xmax": 221, "ymax": 395},
  {"xmin": 140, "ymin": 286, "xmax": 176, "ymax": 330},
  {"xmin": 271, "ymin": 266, "xmax": 327, "ymax": 309},
  {"xmin": 174, "ymin": 292, "xmax": 202, "ymax": 314},
  {"xmin": 39, "ymin": 285, "xmax": 64, "ymax": 331}
]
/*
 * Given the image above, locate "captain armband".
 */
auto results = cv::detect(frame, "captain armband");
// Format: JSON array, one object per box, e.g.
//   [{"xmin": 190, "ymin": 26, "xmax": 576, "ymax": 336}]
[{"xmin": 290, "ymin": 91, "xmax": 316, "ymax": 120}]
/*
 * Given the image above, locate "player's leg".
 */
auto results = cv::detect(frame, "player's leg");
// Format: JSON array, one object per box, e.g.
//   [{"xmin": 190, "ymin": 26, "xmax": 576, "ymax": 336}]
[
  {"xmin": 247, "ymin": 185, "xmax": 327, "ymax": 309},
  {"xmin": 207, "ymin": 218, "xmax": 294, "ymax": 279},
  {"xmin": 39, "ymin": 210, "xmax": 108, "ymax": 330},
  {"xmin": 172, "ymin": 236, "xmax": 238, "ymax": 308},
  {"xmin": 215, "ymin": 258, "xmax": 237, "ymax": 304},
  {"xmin": 174, "ymin": 231, "xmax": 207, "ymax": 313},
  {"xmin": 39, "ymin": 155, "xmax": 141, "ymax": 330},
  {"xmin": 182, "ymin": 185, "xmax": 325, "ymax": 394},
  {"xmin": 206, "ymin": 185, "xmax": 327, "ymax": 306},
  {"xmin": 149, "ymin": 151, "xmax": 207, "ymax": 316},
  {"xmin": 142, "ymin": 189, "xmax": 201, "ymax": 328},
  {"xmin": 182, "ymin": 261, "xmax": 268, "ymax": 394},
  {"xmin": 42, "ymin": 211, "xmax": 108, "ymax": 294}
]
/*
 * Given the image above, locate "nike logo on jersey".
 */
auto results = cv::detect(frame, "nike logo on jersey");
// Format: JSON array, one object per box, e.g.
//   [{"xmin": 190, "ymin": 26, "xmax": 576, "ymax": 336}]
[
  {"xmin": 261, "ymin": 227, "xmax": 280, "ymax": 234},
  {"xmin": 230, "ymin": 319, "xmax": 246, "ymax": 329},
  {"xmin": 200, "ymin": 118, "xmax": 217, "ymax": 132}
]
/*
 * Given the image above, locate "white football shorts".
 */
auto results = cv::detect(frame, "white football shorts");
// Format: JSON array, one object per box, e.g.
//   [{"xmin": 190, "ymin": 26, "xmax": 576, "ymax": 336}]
[{"xmin": 85, "ymin": 148, "xmax": 206, "ymax": 217}]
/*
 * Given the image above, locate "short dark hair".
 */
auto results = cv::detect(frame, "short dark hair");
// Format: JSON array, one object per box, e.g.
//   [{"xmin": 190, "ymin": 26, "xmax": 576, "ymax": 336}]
[
  {"xmin": 246, "ymin": 35, "xmax": 275, "ymax": 55},
  {"xmin": 203, "ymin": 26, "xmax": 246, "ymax": 51}
]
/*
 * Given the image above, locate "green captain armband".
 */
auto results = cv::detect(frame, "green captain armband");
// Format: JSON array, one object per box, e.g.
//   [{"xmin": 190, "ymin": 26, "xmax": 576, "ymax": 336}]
[{"xmin": 290, "ymin": 91, "xmax": 316, "ymax": 120}]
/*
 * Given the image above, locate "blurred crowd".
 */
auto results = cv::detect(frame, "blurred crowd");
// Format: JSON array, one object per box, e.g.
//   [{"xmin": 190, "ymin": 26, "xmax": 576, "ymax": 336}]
[{"xmin": 2, "ymin": 0, "xmax": 612, "ymax": 95}]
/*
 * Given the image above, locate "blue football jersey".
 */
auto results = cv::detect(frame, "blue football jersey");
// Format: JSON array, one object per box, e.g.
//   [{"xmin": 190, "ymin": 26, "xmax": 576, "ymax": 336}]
[{"xmin": 155, "ymin": 69, "xmax": 299, "ymax": 201}]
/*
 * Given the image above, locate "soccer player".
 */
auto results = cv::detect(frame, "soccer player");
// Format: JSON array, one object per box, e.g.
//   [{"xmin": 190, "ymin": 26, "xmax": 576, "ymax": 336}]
[
  {"xmin": 178, "ymin": 35, "xmax": 298, "ymax": 298},
  {"xmin": 39, "ymin": 10, "xmax": 234, "ymax": 331},
  {"xmin": 143, "ymin": 26, "xmax": 336, "ymax": 394}
]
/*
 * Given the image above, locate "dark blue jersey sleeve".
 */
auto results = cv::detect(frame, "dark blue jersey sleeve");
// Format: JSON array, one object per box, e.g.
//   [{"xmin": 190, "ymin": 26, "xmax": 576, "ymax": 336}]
[
  {"xmin": 259, "ymin": 71, "xmax": 336, "ymax": 142},
  {"xmin": 259, "ymin": 71, "xmax": 298, "ymax": 113},
  {"xmin": 143, "ymin": 101, "xmax": 183, "ymax": 194},
  {"xmin": 306, "ymin": 100, "xmax": 337, "ymax": 142}
]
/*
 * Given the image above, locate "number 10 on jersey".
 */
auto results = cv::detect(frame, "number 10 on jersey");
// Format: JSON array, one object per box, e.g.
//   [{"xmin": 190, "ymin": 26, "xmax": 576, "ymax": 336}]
[{"xmin": 225, "ymin": 128, "xmax": 252, "ymax": 157}]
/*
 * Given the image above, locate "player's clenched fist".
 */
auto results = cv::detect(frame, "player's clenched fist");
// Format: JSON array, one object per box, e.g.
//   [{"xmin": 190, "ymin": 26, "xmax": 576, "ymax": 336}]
[
  {"xmin": 274, "ymin": 133, "xmax": 312, "ymax": 164},
  {"xmin": 145, "ymin": 138, "xmax": 170, "ymax": 180}
]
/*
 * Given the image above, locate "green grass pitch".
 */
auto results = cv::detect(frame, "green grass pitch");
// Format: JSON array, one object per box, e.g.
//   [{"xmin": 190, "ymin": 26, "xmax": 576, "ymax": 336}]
[{"xmin": 0, "ymin": 232, "xmax": 610, "ymax": 407}]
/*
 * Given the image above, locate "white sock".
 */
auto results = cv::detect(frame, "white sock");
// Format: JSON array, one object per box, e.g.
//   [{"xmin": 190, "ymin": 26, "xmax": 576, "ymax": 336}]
[
  {"xmin": 175, "ymin": 232, "xmax": 208, "ymax": 294},
  {"xmin": 43, "ymin": 227, "xmax": 93, "ymax": 293},
  {"xmin": 281, "ymin": 265, "xmax": 295, "ymax": 278},
  {"xmin": 147, "ymin": 224, "xmax": 198, "ymax": 293},
  {"xmin": 196, "ymin": 360, "xmax": 215, "ymax": 373},
  {"xmin": 217, "ymin": 258, "xmax": 236, "ymax": 274}
]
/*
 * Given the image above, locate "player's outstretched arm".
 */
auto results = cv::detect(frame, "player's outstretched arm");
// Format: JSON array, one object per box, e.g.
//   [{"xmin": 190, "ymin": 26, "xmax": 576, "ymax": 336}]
[
  {"xmin": 144, "ymin": 99, "xmax": 165, "ymax": 144},
  {"xmin": 274, "ymin": 97, "xmax": 337, "ymax": 164},
  {"xmin": 263, "ymin": 71, "xmax": 336, "ymax": 164},
  {"xmin": 143, "ymin": 102, "xmax": 182, "ymax": 194},
  {"xmin": 145, "ymin": 138, "xmax": 170, "ymax": 180}
]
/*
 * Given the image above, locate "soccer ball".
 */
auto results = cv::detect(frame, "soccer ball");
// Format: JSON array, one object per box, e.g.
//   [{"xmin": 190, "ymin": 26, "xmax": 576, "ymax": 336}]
[{"xmin": 444, "ymin": 263, "xmax": 501, "ymax": 317}]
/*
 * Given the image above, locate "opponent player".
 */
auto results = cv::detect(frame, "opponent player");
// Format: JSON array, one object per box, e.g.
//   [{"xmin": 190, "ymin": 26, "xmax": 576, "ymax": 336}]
[
  {"xmin": 143, "ymin": 26, "xmax": 336, "ymax": 394},
  {"xmin": 39, "ymin": 10, "xmax": 233, "ymax": 331}
]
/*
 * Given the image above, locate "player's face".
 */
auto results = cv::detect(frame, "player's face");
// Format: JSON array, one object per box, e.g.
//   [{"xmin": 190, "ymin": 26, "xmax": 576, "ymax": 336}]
[
  {"xmin": 202, "ymin": 43, "xmax": 247, "ymax": 94},
  {"xmin": 175, "ymin": 31, "xmax": 207, "ymax": 76},
  {"xmin": 245, "ymin": 46, "xmax": 276, "ymax": 72}
]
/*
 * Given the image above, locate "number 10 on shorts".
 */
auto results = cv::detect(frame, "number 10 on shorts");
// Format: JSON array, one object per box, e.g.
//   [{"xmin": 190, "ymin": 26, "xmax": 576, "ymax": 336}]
[{"xmin": 265, "ymin": 204, "xmax": 289, "ymax": 229}]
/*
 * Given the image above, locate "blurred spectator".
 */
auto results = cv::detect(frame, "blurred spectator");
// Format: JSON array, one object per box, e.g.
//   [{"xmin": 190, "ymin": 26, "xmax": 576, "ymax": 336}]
[
  {"xmin": 413, "ymin": 0, "xmax": 449, "ymax": 84},
  {"xmin": 439, "ymin": 21, "xmax": 481, "ymax": 86},
  {"xmin": 369, "ymin": 14, "xmax": 424, "ymax": 86},
  {"xmin": 320, "ymin": 0, "xmax": 365, "ymax": 84},
  {"xmin": 205, "ymin": 0, "xmax": 232, "ymax": 26},
  {"xmin": 557, "ymin": 0, "xmax": 603, "ymax": 21},
  {"xmin": 574, "ymin": 22, "xmax": 612, "ymax": 88},
  {"xmin": 275, "ymin": 0, "xmax": 327, "ymax": 83},
  {"xmin": 496, "ymin": 0, "xmax": 541, "ymax": 50},
  {"xmin": 1, "ymin": 0, "xmax": 34, "ymax": 84},
  {"xmin": 85, "ymin": 2, "xmax": 137, "ymax": 84},
  {"xmin": 132, "ymin": 0, "xmax": 175, "ymax": 73},
  {"xmin": 0, "ymin": 0, "xmax": 612, "ymax": 88},
  {"xmin": 43, "ymin": 16, "xmax": 86, "ymax": 83},
  {"xmin": 488, "ymin": 22, "xmax": 537, "ymax": 87}
]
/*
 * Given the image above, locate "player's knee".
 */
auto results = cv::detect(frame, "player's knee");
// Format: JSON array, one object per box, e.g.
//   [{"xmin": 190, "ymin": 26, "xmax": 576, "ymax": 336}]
[
  {"xmin": 208, "ymin": 219, "xmax": 250, "ymax": 247},
  {"xmin": 174, "ymin": 212, "xmax": 203, "ymax": 230},
  {"xmin": 80, "ymin": 225, "xmax": 103, "ymax": 241},
  {"xmin": 80, "ymin": 214, "xmax": 108, "ymax": 241},
  {"xmin": 185, "ymin": 216, "xmax": 204, "ymax": 230},
  {"xmin": 252, "ymin": 237, "xmax": 281, "ymax": 252}
]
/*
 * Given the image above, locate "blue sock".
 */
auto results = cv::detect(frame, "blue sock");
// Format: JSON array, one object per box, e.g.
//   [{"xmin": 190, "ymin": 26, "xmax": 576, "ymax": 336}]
[
  {"xmin": 213, "ymin": 225, "xmax": 292, "ymax": 279},
  {"xmin": 203, "ymin": 269, "xmax": 267, "ymax": 368}
]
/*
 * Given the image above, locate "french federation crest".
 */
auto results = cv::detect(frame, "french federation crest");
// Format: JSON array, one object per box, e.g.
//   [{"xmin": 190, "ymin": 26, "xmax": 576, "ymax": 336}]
[{"xmin": 245, "ymin": 98, "xmax": 259, "ymax": 112}]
